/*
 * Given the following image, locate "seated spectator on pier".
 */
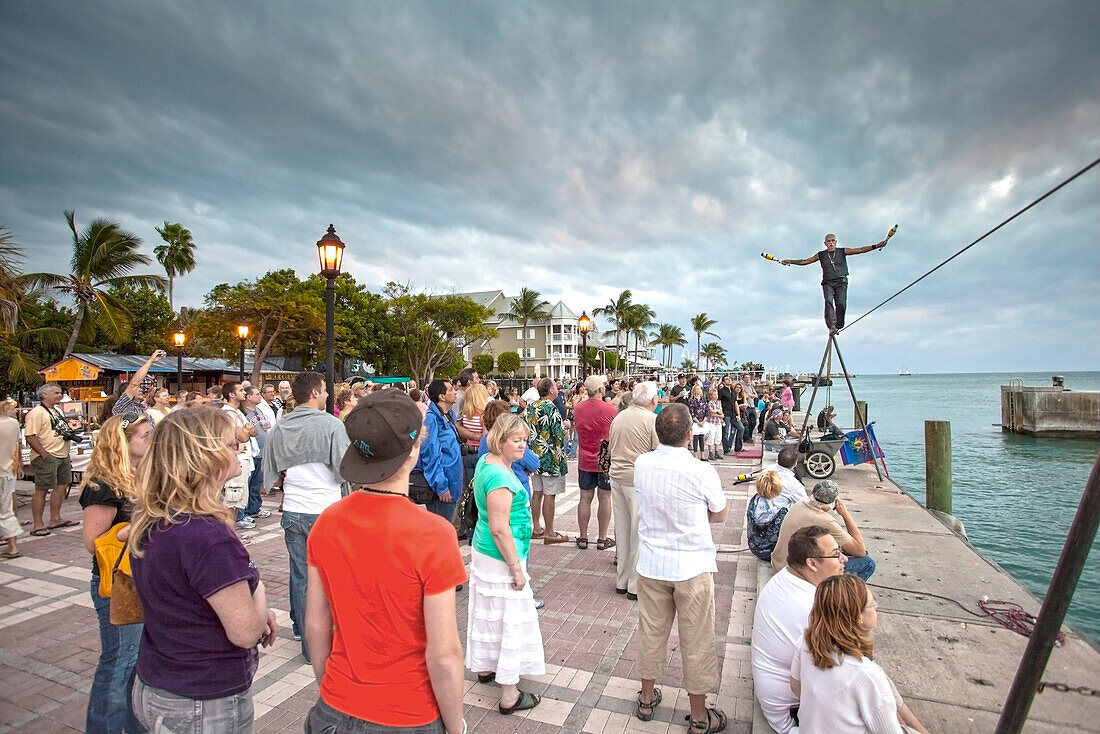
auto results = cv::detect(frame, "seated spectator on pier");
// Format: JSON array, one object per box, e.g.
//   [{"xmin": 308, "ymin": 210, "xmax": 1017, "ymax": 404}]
[
  {"xmin": 771, "ymin": 447, "xmax": 809, "ymax": 505},
  {"xmin": 764, "ymin": 409, "xmax": 788, "ymax": 441},
  {"xmin": 817, "ymin": 405, "xmax": 844, "ymax": 439},
  {"xmin": 304, "ymin": 391, "xmax": 467, "ymax": 734},
  {"xmin": 772, "ymin": 480, "xmax": 876, "ymax": 580},
  {"xmin": 778, "ymin": 409, "xmax": 802, "ymax": 439},
  {"xmin": 467, "ymin": 413, "xmax": 546, "ymax": 715},
  {"xmin": 751, "ymin": 525, "xmax": 845, "ymax": 734},
  {"xmin": 746, "ymin": 470, "xmax": 793, "ymax": 562},
  {"xmin": 792, "ymin": 574, "xmax": 930, "ymax": 734}
]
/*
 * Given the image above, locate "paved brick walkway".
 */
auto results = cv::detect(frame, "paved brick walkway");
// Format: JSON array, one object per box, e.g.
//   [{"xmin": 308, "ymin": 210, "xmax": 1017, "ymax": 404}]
[{"xmin": 0, "ymin": 447, "xmax": 764, "ymax": 734}]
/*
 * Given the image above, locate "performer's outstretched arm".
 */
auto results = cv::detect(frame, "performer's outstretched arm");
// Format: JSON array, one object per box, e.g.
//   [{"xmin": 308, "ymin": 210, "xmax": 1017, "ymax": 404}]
[
  {"xmin": 845, "ymin": 238, "xmax": 888, "ymax": 256},
  {"xmin": 781, "ymin": 252, "xmax": 820, "ymax": 266}
]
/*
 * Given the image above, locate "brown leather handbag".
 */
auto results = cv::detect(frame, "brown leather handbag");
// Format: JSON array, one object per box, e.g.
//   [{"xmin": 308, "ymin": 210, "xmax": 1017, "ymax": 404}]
[{"xmin": 109, "ymin": 548, "xmax": 144, "ymax": 626}]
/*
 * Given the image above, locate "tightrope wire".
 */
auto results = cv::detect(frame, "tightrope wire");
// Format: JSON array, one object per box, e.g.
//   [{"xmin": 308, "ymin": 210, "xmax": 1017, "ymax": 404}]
[{"xmin": 840, "ymin": 155, "xmax": 1100, "ymax": 334}]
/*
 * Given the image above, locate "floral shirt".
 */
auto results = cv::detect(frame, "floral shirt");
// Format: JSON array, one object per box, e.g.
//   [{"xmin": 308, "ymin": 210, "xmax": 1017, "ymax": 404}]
[
  {"xmin": 688, "ymin": 397, "xmax": 708, "ymax": 424},
  {"xmin": 524, "ymin": 398, "xmax": 567, "ymax": 477}
]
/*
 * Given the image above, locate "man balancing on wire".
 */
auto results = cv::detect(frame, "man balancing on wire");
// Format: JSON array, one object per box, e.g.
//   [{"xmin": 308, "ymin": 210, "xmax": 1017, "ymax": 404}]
[{"xmin": 781, "ymin": 232, "xmax": 889, "ymax": 333}]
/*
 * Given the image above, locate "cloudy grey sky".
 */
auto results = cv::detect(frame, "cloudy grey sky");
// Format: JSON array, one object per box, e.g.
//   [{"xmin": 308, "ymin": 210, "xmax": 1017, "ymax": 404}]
[{"xmin": 2, "ymin": 1, "xmax": 1098, "ymax": 374}]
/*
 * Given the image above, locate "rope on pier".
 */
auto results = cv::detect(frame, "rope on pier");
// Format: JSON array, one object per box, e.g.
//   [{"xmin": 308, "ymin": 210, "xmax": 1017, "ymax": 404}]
[
  {"xmin": 840, "ymin": 154, "xmax": 1100, "ymax": 334},
  {"xmin": 869, "ymin": 582, "xmax": 1066, "ymax": 646}
]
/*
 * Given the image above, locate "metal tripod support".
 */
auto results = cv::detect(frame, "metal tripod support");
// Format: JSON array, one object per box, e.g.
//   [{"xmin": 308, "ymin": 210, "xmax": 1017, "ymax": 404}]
[{"xmin": 797, "ymin": 332, "xmax": 884, "ymax": 481}]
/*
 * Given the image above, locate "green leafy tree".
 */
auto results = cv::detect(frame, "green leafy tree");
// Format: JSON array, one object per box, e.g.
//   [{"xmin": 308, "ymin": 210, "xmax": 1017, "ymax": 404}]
[
  {"xmin": 593, "ymin": 289, "xmax": 633, "ymax": 367},
  {"xmin": 0, "ymin": 226, "xmax": 22, "ymax": 333},
  {"xmin": 154, "ymin": 222, "xmax": 197, "ymax": 310},
  {"xmin": 496, "ymin": 351, "xmax": 520, "ymax": 375},
  {"xmin": 500, "ymin": 288, "xmax": 549, "ymax": 378},
  {"xmin": 649, "ymin": 323, "xmax": 687, "ymax": 368},
  {"xmin": 25, "ymin": 211, "xmax": 166, "ymax": 358},
  {"xmin": 690, "ymin": 313, "xmax": 719, "ymax": 367},
  {"xmin": 106, "ymin": 286, "xmax": 179, "ymax": 355},
  {"xmin": 302, "ymin": 273, "xmax": 402, "ymax": 378},
  {"xmin": 700, "ymin": 342, "xmax": 728, "ymax": 371},
  {"xmin": 385, "ymin": 282, "xmax": 497, "ymax": 386},
  {"xmin": 472, "ymin": 353, "xmax": 494, "ymax": 376},
  {"xmin": 190, "ymin": 269, "xmax": 323, "ymax": 383},
  {"xmin": 680, "ymin": 356, "xmax": 697, "ymax": 371},
  {"xmin": 0, "ymin": 229, "xmax": 68, "ymax": 383},
  {"xmin": 621, "ymin": 303, "xmax": 655, "ymax": 374}
]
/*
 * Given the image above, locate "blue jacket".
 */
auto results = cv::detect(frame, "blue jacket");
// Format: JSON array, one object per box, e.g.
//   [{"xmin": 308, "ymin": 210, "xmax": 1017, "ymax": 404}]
[
  {"xmin": 416, "ymin": 402, "xmax": 463, "ymax": 497},
  {"xmin": 478, "ymin": 434, "xmax": 540, "ymax": 501}
]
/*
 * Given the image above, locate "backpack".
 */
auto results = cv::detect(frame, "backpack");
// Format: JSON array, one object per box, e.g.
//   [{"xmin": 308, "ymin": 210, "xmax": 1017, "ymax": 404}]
[{"xmin": 746, "ymin": 495, "xmax": 789, "ymax": 562}]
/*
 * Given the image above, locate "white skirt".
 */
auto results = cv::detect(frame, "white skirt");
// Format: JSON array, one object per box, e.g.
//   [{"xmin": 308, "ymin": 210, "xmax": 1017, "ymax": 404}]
[{"xmin": 465, "ymin": 548, "xmax": 546, "ymax": 685}]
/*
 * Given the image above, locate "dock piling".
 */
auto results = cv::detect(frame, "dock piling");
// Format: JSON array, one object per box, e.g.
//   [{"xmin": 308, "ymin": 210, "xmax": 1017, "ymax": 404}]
[
  {"xmin": 924, "ymin": 420, "xmax": 952, "ymax": 514},
  {"xmin": 855, "ymin": 400, "xmax": 868, "ymax": 429}
]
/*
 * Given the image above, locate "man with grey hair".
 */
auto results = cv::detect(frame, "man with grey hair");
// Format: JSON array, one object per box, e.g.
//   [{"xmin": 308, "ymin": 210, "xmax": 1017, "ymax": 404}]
[
  {"xmin": 23, "ymin": 383, "xmax": 77, "ymax": 534},
  {"xmin": 771, "ymin": 479, "xmax": 876, "ymax": 580},
  {"xmin": 607, "ymin": 380, "xmax": 660, "ymax": 599}
]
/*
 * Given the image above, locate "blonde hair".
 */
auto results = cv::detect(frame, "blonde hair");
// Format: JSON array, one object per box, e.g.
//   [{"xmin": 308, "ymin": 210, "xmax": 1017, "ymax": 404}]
[
  {"xmin": 79, "ymin": 414, "xmax": 150, "ymax": 499},
  {"xmin": 463, "ymin": 384, "xmax": 489, "ymax": 418},
  {"xmin": 486, "ymin": 413, "xmax": 529, "ymax": 455},
  {"xmin": 129, "ymin": 407, "xmax": 237, "ymax": 558},
  {"xmin": 755, "ymin": 469, "xmax": 782, "ymax": 500},
  {"xmin": 804, "ymin": 574, "xmax": 875, "ymax": 669},
  {"xmin": 0, "ymin": 398, "xmax": 17, "ymax": 417}
]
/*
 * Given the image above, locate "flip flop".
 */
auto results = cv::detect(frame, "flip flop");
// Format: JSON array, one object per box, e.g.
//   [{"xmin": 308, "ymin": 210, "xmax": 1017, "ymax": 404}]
[
  {"xmin": 47, "ymin": 520, "xmax": 79, "ymax": 530},
  {"xmin": 29, "ymin": 528, "xmax": 51, "ymax": 537},
  {"xmin": 498, "ymin": 690, "xmax": 540, "ymax": 715},
  {"xmin": 543, "ymin": 532, "xmax": 570, "ymax": 545},
  {"xmin": 477, "ymin": 672, "xmax": 496, "ymax": 684},
  {"xmin": 531, "ymin": 529, "xmax": 545, "ymax": 539},
  {"xmin": 1, "ymin": 551, "xmax": 21, "ymax": 559}
]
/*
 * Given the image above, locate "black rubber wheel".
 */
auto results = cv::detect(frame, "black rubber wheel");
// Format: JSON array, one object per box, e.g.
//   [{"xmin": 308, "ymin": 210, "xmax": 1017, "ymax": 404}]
[{"xmin": 803, "ymin": 451, "xmax": 836, "ymax": 479}]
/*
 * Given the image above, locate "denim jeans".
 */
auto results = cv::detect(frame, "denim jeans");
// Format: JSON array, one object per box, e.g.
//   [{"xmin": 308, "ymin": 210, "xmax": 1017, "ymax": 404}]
[
  {"xmin": 426, "ymin": 496, "xmax": 457, "ymax": 522},
  {"xmin": 743, "ymin": 407, "xmax": 757, "ymax": 441},
  {"xmin": 88, "ymin": 575, "xmax": 145, "ymax": 734},
  {"xmin": 723, "ymin": 416, "xmax": 744, "ymax": 453},
  {"xmin": 305, "ymin": 697, "xmax": 445, "ymax": 733},
  {"xmin": 282, "ymin": 510, "xmax": 320, "ymax": 659},
  {"xmin": 133, "ymin": 676, "xmax": 253, "ymax": 733},
  {"xmin": 844, "ymin": 554, "xmax": 876, "ymax": 581},
  {"xmin": 245, "ymin": 456, "xmax": 264, "ymax": 516},
  {"xmin": 822, "ymin": 280, "xmax": 848, "ymax": 330}
]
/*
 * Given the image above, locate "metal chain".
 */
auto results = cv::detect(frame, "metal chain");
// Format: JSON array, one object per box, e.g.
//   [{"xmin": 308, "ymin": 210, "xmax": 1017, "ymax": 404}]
[{"xmin": 1037, "ymin": 681, "xmax": 1100, "ymax": 697}]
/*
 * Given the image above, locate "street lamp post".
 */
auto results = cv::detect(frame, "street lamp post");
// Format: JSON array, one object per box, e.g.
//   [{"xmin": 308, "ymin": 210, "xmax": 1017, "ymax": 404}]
[
  {"xmin": 316, "ymin": 224, "xmax": 346, "ymax": 414},
  {"xmin": 237, "ymin": 324, "xmax": 249, "ymax": 382},
  {"xmin": 597, "ymin": 349, "xmax": 606, "ymax": 375},
  {"xmin": 577, "ymin": 311, "xmax": 592, "ymax": 381},
  {"xmin": 173, "ymin": 330, "xmax": 186, "ymax": 392}
]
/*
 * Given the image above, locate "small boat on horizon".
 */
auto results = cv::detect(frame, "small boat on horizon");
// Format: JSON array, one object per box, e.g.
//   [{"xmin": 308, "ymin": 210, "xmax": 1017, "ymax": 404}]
[{"xmin": 899, "ymin": 367, "xmax": 912, "ymax": 376}]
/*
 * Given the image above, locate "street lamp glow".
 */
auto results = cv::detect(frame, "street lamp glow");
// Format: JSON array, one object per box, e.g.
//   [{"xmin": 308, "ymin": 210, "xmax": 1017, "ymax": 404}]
[
  {"xmin": 316, "ymin": 224, "xmax": 346, "ymax": 278},
  {"xmin": 173, "ymin": 331, "xmax": 186, "ymax": 348},
  {"xmin": 577, "ymin": 310, "xmax": 591, "ymax": 380},
  {"xmin": 237, "ymin": 324, "xmax": 249, "ymax": 340}
]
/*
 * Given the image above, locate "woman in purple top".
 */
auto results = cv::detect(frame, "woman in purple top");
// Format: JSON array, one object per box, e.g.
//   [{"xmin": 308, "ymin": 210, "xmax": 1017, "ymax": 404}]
[{"xmin": 129, "ymin": 407, "xmax": 277, "ymax": 733}]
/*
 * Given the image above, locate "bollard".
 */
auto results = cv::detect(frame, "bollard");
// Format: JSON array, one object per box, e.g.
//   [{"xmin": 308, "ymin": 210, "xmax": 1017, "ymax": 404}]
[
  {"xmin": 854, "ymin": 401, "xmax": 868, "ymax": 428},
  {"xmin": 925, "ymin": 420, "xmax": 952, "ymax": 514}
]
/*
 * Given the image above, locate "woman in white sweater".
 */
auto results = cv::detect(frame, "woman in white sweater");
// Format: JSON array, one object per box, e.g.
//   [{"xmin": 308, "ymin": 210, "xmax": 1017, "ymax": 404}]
[{"xmin": 791, "ymin": 574, "xmax": 929, "ymax": 734}]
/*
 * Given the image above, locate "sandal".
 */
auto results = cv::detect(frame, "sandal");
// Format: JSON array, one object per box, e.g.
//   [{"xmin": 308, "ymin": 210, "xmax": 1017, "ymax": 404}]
[
  {"xmin": 531, "ymin": 529, "xmax": 545, "ymax": 540},
  {"xmin": 1, "ymin": 551, "xmax": 21, "ymax": 559},
  {"xmin": 477, "ymin": 672, "xmax": 496, "ymax": 684},
  {"xmin": 576, "ymin": 537, "xmax": 589, "ymax": 550},
  {"xmin": 543, "ymin": 532, "xmax": 570, "ymax": 545},
  {"xmin": 29, "ymin": 528, "xmax": 51, "ymax": 537},
  {"xmin": 498, "ymin": 690, "xmax": 540, "ymax": 715},
  {"xmin": 635, "ymin": 687, "xmax": 662, "ymax": 721},
  {"xmin": 686, "ymin": 707, "xmax": 728, "ymax": 733},
  {"xmin": 597, "ymin": 537, "xmax": 615, "ymax": 550},
  {"xmin": 46, "ymin": 519, "xmax": 79, "ymax": 530}
]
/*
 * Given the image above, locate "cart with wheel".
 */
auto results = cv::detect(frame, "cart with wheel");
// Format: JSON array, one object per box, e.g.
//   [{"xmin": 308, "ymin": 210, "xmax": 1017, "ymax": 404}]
[{"xmin": 797, "ymin": 436, "xmax": 847, "ymax": 480}]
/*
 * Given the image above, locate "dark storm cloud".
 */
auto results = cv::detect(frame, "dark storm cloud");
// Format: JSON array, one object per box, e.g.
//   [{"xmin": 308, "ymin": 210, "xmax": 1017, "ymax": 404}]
[{"xmin": 1, "ymin": 0, "xmax": 1098, "ymax": 372}]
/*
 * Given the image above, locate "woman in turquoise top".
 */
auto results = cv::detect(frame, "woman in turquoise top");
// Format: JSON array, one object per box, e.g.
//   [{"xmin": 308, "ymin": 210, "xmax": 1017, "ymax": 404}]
[{"xmin": 465, "ymin": 413, "xmax": 546, "ymax": 716}]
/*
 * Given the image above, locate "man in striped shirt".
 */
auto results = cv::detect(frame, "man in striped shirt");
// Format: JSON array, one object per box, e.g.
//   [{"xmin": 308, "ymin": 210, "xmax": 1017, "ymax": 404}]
[{"xmin": 633, "ymin": 402, "xmax": 729, "ymax": 731}]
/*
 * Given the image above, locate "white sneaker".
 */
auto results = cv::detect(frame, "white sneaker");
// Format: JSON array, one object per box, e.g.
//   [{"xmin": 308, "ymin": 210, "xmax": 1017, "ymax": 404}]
[
  {"xmin": 235, "ymin": 518, "xmax": 255, "ymax": 529},
  {"xmin": 252, "ymin": 509, "xmax": 272, "ymax": 519}
]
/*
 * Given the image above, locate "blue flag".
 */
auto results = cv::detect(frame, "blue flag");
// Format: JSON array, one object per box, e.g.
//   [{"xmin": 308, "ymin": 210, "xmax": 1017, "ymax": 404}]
[{"xmin": 839, "ymin": 422, "xmax": 885, "ymax": 467}]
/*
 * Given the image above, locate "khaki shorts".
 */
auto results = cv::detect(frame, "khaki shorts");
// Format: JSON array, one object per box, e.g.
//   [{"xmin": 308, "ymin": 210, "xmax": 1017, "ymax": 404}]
[
  {"xmin": 637, "ymin": 572, "xmax": 719, "ymax": 695},
  {"xmin": 530, "ymin": 474, "xmax": 566, "ymax": 496},
  {"xmin": 30, "ymin": 453, "xmax": 72, "ymax": 491}
]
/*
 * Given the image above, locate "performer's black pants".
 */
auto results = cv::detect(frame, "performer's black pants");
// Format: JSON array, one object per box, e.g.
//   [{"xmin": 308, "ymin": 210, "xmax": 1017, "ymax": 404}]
[{"xmin": 822, "ymin": 279, "xmax": 848, "ymax": 331}]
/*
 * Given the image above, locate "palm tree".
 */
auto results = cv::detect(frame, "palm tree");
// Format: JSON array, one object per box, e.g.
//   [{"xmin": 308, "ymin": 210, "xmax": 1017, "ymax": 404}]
[
  {"xmin": 501, "ymin": 287, "xmax": 550, "ymax": 378},
  {"xmin": 680, "ymin": 356, "xmax": 697, "ymax": 371},
  {"xmin": 700, "ymin": 342, "xmax": 728, "ymax": 371},
  {"xmin": 154, "ymin": 221, "xmax": 197, "ymax": 310},
  {"xmin": 26, "ymin": 211, "xmax": 166, "ymax": 358},
  {"xmin": 621, "ymin": 303, "xmax": 655, "ymax": 374},
  {"xmin": 650, "ymin": 323, "xmax": 687, "ymax": 368},
  {"xmin": 690, "ymin": 313, "xmax": 719, "ymax": 366},
  {"xmin": 0, "ymin": 226, "xmax": 22, "ymax": 333},
  {"xmin": 593, "ymin": 289, "xmax": 633, "ymax": 367}
]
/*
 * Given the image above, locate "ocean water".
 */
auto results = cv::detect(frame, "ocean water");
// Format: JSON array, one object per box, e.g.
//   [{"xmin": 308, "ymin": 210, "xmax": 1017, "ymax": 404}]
[{"xmin": 798, "ymin": 371, "xmax": 1100, "ymax": 645}]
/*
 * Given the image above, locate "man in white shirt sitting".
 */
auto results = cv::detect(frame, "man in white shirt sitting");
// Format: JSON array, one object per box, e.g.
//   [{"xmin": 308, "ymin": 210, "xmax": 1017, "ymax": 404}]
[
  {"xmin": 771, "ymin": 447, "xmax": 809, "ymax": 505},
  {"xmin": 633, "ymin": 403, "xmax": 728, "ymax": 732},
  {"xmin": 751, "ymin": 525, "xmax": 846, "ymax": 733}
]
